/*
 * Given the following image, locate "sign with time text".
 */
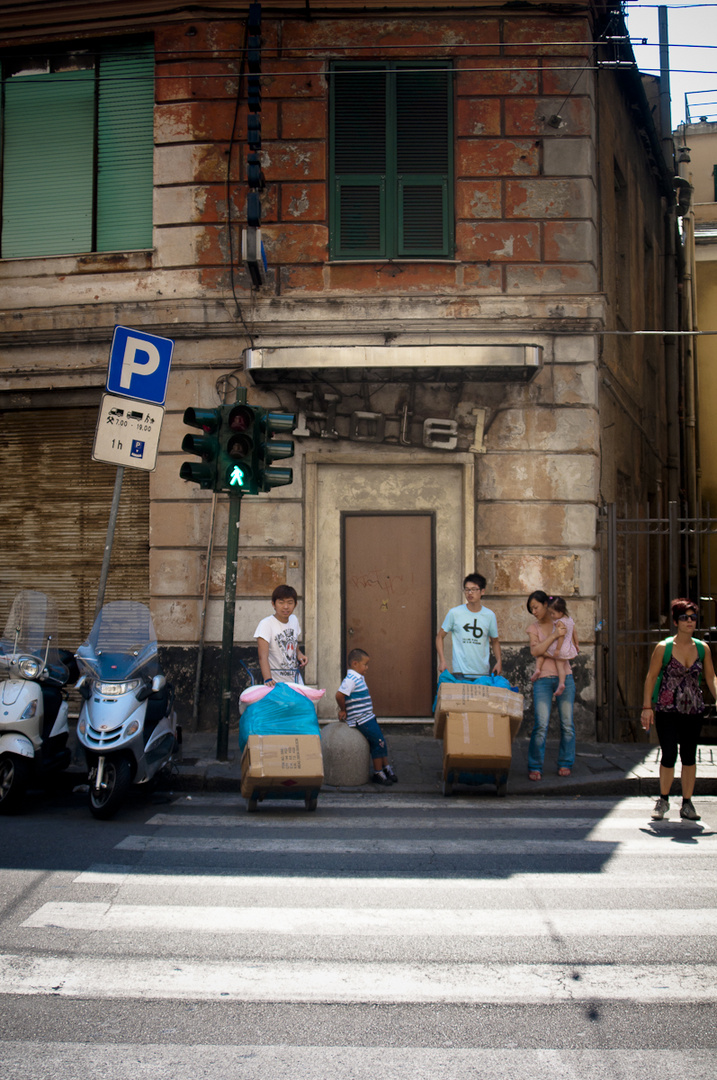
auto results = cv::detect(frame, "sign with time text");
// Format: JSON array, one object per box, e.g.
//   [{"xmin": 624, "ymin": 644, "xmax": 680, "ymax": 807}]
[{"xmin": 93, "ymin": 394, "xmax": 165, "ymax": 471}]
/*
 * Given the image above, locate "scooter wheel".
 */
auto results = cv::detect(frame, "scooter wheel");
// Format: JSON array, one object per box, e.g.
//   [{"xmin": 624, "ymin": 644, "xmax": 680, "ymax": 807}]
[
  {"xmin": 0, "ymin": 754, "xmax": 31, "ymax": 815},
  {"xmin": 89, "ymin": 757, "xmax": 132, "ymax": 820}
]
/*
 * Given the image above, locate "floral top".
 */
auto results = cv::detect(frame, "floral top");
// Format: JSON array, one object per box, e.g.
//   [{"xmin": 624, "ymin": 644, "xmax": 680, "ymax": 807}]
[{"xmin": 656, "ymin": 655, "xmax": 705, "ymax": 715}]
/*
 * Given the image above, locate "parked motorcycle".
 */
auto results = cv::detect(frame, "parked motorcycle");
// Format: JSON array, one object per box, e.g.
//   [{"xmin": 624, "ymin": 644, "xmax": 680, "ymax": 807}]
[
  {"xmin": 0, "ymin": 590, "xmax": 76, "ymax": 813},
  {"xmin": 75, "ymin": 600, "xmax": 180, "ymax": 819}
]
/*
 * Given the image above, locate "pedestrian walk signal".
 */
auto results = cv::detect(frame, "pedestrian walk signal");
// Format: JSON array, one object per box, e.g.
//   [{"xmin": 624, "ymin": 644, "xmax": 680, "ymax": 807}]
[{"xmin": 179, "ymin": 399, "xmax": 295, "ymax": 495}]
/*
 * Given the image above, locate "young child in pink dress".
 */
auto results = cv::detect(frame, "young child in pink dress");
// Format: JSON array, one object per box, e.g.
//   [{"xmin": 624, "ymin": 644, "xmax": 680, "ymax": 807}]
[{"xmin": 530, "ymin": 596, "xmax": 579, "ymax": 695}]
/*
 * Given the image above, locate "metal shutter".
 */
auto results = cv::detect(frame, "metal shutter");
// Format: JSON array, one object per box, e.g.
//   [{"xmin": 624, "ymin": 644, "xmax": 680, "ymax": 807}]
[{"xmin": 0, "ymin": 407, "xmax": 149, "ymax": 650}]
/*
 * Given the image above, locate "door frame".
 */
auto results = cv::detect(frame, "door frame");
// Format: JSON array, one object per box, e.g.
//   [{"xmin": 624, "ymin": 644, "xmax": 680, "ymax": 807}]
[
  {"xmin": 304, "ymin": 452, "xmax": 475, "ymax": 714},
  {"xmin": 340, "ymin": 510, "xmax": 438, "ymax": 712}
]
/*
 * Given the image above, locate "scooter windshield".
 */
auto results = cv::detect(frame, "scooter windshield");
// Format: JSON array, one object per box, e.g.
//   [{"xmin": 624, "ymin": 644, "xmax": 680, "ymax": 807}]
[
  {"xmin": 0, "ymin": 590, "xmax": 66, "ymax": 679},
  {"xmin": 77, "ymin": 601, "xmax": 159, "ymax": 682}
]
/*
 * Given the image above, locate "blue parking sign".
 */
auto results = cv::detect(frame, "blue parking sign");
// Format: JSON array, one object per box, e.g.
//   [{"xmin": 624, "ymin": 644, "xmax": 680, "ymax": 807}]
[{"xmin": 107, "ymin": 326, "xmax": 174, "ymax": 405}]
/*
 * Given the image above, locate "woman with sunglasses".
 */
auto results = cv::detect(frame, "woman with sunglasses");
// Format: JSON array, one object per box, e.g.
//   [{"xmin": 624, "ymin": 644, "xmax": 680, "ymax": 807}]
[{"xmin": 641, "ymin": 599, "xmax": 717, "ymax": 821}]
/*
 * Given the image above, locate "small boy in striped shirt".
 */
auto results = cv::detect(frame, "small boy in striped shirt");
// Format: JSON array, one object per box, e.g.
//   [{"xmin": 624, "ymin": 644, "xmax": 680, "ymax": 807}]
[{"xmin": 336, "ymin": 648, "xmax": 397, "ymax": 786}]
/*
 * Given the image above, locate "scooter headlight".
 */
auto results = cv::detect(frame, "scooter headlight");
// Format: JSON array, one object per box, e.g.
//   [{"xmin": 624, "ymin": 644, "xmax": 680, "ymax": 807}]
[
  {"xmin": 96, "ymin": 679, "xmax": 141, "ymax": 696},
  {"xmin": 19, "ymin": 657, "xmax": 42, "ymax": 679}
]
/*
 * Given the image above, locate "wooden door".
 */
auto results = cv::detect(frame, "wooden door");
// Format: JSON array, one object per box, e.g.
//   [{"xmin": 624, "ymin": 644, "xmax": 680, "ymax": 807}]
[{"xmin": 342, "ymin": 514, "xmax": 434, "ymax": 716}]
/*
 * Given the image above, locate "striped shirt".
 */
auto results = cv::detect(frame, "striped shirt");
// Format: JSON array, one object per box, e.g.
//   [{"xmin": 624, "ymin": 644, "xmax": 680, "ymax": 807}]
[{"xmin": 337, "ymin": 669, "xmax": 375, "ymax": 727}]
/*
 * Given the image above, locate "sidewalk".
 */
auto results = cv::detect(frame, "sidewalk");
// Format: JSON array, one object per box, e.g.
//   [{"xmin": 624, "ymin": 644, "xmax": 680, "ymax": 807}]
[{"xmin": 169, "ymin": 725, "xmax": 717, "ymax": 798}]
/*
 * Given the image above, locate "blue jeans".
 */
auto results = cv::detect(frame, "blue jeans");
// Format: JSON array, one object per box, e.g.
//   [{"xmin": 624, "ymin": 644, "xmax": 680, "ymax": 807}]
[{"xmin": 528, "ymin": 675, "xmax": 576, "ymax": 772}]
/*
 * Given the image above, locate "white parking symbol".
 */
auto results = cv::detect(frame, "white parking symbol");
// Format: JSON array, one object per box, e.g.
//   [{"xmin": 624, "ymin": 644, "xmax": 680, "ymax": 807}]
[{"xmin": 120, "ymin": 336, "xmax": 161, "ymax": 389}]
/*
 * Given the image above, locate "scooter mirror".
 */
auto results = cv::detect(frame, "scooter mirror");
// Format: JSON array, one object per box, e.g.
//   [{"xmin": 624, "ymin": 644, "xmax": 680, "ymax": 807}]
[{"xmin": 151, "ymin": 674, "xmax": 166, "ymax": 693}]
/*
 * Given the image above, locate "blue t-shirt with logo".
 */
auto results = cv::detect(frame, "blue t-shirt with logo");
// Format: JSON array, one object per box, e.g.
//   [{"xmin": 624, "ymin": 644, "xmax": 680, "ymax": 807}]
[{"xmin": 441, "ymin": 604, "xmax": 498, "ymax": 675}]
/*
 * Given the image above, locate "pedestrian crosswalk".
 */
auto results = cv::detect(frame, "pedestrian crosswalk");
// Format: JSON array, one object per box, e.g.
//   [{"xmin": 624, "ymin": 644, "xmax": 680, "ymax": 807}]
[{"xmin": 2, "ymin": 793, "xmax": 717, "ymax": 1077}]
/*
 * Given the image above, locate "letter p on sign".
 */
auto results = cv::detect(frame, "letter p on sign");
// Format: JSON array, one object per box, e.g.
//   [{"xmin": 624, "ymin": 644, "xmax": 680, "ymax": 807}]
[
  {"xmin": 120, "ymin": 336, "xmax": 161, "ymax": 388},
  {"xmin": 107, "ymin": 325, "xmax": 174, "ymax": 406}
]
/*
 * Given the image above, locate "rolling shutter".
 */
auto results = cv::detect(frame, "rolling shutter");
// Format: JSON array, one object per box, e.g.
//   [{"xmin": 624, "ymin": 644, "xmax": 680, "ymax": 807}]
[
  {"xmin": 96, "ymin": 40, "xmax": 154, "ymax": 251},
  {"xmin": 2, "ymin": 70, "xmax": 95, "ymax": 257},
  {"xmin": 0, "ymin": 408, "xmax": 149, "ymax": 648}
]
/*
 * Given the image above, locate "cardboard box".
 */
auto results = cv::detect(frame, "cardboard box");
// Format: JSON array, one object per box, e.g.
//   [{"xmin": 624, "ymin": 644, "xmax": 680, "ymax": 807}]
[
  {"xmin": 240, "ymin": 733, "xmax": 324, "ymax": 798},
  {"xmin": 434, "ymin": 682, "xmax": 524, "ymax": 738},
  {"xmin": 443, "ymin": 711, "xmax": 512, "ymax": 773}
]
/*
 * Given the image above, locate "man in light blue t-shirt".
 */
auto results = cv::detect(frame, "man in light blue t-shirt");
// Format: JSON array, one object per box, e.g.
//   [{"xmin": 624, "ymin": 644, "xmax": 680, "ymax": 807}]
[{"xmin": 436, "ymin": 572, "xmax": 502, "ymax": 677}]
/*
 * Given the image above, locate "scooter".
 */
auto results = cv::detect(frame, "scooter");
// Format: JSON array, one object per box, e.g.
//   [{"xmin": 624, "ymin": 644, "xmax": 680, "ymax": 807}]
[
  {"xmin": 0, "ymin": 590, "xmax": 76, "ymax": 813},
  {"xmin": 75, "ymin": 600, "xmax": 181, "ymax": 819}
]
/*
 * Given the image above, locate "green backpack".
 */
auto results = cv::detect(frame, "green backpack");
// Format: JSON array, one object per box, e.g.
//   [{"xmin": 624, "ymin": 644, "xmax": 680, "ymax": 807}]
[{"xmin": 651, "ymin": 635, "xmax": 705, "ymax": 705}]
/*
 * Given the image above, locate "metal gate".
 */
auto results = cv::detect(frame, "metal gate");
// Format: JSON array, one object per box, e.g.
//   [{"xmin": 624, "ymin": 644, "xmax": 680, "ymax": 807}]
[{"xmin": 597, "ymin": 502, "xmax": 717, "ymax": 742}]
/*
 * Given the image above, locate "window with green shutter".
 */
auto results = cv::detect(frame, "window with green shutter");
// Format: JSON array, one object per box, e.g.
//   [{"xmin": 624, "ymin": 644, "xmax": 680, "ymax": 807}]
[
  {"xmin": 330, "ymin": 61, "xmax": 453, "ymax": 260},
  {"xmin": 1, "ymin": 39, "xmax": 154, "ymax": 259}
]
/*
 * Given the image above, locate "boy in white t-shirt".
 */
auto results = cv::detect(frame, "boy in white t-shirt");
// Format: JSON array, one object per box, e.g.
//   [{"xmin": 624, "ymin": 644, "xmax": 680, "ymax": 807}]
[{"xmin": 254, "ymin": 584, "xmax": 308, "ymax": 686}]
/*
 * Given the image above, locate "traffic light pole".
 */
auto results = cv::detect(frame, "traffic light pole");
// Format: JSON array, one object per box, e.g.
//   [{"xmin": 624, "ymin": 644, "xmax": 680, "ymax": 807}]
[{"xmin": 217, "ymin": 491, "xmax": 242, "ymax": 761}]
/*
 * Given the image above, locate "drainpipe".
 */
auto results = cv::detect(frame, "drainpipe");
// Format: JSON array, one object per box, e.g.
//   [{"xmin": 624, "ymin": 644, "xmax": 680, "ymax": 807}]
[{"xmin": 658, "ymin": 8, "xmax": 681, "ymax": 516}]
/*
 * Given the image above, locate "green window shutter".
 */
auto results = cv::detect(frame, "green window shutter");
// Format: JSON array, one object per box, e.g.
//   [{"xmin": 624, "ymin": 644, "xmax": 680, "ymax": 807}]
[
  {"xmin": 330, "ymin": 61, "xmax": 452, "ymax": 260},
  {"xmin": 331, "ymin": 67, "xmax": 387, "ymax": 259},
  {"xmin": 396, "ymin": 67, "xmax": 452, "ymax": 257},
  {"xmin": 96, "ymin": 40, "xmax": 154, "ymax": 251},
  {"xmin": 2, "ymin": 70, "xmax": 95, "ymax": 257}
]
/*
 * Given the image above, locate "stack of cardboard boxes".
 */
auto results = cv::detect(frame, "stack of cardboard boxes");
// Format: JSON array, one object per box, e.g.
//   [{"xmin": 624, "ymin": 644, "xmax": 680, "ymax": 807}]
[
  {"xmin": 434, "ymin": 682, "xmax": 524, "ymax": 790},
  {"xmin": 240, "ymin": 734, "xmax": 324, "ymax": 800}
]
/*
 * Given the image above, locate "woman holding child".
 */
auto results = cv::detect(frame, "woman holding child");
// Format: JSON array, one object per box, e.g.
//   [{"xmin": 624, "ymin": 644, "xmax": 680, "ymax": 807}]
[{"xmin": 526, "ymin": 590, "xmax": 579, "ymax": 781}]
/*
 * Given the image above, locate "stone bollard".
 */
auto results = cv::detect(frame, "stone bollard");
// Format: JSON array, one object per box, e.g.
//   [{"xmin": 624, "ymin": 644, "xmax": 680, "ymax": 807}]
[{"xmin": 321, "ymin": 721, "xmax": 370, "ymax": 786}]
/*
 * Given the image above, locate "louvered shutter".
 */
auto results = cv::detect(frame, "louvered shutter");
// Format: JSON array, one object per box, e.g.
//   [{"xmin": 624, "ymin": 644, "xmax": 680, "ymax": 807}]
[
  {"xmin": 396, "ymin": 67, "xmax": 451, "ymax": 257},
  {"xmin": 331, "ymin": 67, "xmax": 387, "ymax": 258},
  {"xmin": 96, "ymin": 40, "xmax": 154, "ymax": 251},
  {"xmin": 1, "ymin": 69, "xmax": 95, "ymax": 257},
  {"xmin": 330, "ymin": 61, "xmax": 452, "ymax": 260}
]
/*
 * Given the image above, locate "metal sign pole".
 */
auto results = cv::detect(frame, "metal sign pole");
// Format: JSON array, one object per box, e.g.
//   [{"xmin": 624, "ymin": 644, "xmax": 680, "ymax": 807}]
[
  {"xmin": 94, "ymin": 465, "xmax": 124, "ymax": 621},
  {"xmin": 217, "ymin": 492, "xmax": 242, "ymax": 760}
]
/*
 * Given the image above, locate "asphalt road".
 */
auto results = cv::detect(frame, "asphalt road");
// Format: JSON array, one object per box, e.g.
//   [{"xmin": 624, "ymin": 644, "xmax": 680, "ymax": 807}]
[{"xmin": 1, "ymin": 784, "xmax": 716, "ymax": 1078}]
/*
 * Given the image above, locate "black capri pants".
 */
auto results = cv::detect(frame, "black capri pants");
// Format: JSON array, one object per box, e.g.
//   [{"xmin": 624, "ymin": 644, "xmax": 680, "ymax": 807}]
[{"xmin": 654, "ymin": 711, "xmax": 704, "ymax": 768}]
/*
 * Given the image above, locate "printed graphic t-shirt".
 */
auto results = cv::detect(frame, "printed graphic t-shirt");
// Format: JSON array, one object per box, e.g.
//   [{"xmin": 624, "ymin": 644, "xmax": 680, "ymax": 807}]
[
  {"xmin": 441, "ymin": 604, "xmax": 498, "ymax": 675},
  {"xmin": 254, "ymin": 613, "xmax": 303, "ymax": 683},
  {"xmin": 337, "ymin": 669, "xmax": 375, "ymax": 726}
]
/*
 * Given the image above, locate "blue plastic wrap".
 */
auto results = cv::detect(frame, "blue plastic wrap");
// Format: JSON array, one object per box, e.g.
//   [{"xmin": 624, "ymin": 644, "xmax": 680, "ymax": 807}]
[
  {"xmin": 432, "ymin": 670, "xmax": 520, "ymax": 712},
  {"xmin": 239, "ymin": 682, "xmax": 321, "ymax": 751}
]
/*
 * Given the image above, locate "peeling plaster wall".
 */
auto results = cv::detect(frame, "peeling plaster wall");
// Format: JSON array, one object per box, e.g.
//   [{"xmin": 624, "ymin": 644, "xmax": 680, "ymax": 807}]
[{"xmin": 0, "ymin": 7, "xmax": 674, "ymax": 735}]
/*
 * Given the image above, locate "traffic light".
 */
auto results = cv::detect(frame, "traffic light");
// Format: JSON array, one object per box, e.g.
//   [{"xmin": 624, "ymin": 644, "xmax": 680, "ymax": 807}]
[
  {"xmin": 256, "ymin": 411, "xmax": 296, "ymax": 491},
  {"xmin": 218, "ymin": 403, "xmax": 259, "ymax": 494},
  {"xmin": 180, "ymin": 407, "xmax": 221, "ymax": 489}
]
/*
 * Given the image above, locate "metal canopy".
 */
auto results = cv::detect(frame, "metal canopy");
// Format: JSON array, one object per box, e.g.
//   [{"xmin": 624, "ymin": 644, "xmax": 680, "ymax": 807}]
[{"xmin": 245, "ymin": 344, "xmax": 542, "ymax": 385}]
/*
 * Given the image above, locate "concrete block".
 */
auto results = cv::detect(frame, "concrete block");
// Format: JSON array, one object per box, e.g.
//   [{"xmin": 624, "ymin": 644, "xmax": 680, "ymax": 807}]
[
  {"xmin": 543, "ymin": 138, "xmax": 595, "ymax": 177},
  {"xmin": 544, "ymin": 221, "xmax": 598, "ymax": 263},
  {"xmin": 487, "ymin": 406, "xmax": 600, "ymax": 452},
  {"xmin": 506, "ymin": 263, "xmax": 598, "ymax": 293},
  {"xmin": 505, "ymin": 178, "xmax": 595, "ymax": 219},
  {"xmin": 476, "ymin": 452, "xmax": 598, "ymax": 501},
  {"xmin": 475, "ymin": 551, "xmax": 580, "ymax": 596},
  {"xmin": 321, "ymin": 722, "xmax": 371, "ymax": 786}
]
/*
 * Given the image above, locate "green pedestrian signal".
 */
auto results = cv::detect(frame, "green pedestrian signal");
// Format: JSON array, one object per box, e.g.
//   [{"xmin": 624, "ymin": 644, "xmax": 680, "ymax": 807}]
[
  {"xmin": 257, "ymin": 411, "xmax": 295, "ymax": 491},
  {"xmin": 179, "ymin": 407, "xmax": 222, "ymax": 489},
  {"xmin": 218, "ymin": 403, "xmax": 258, "ymax": 494}
]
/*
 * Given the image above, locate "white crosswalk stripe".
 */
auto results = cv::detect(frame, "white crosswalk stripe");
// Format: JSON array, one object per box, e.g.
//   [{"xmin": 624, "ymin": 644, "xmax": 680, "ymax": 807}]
[{"xmin": 4, "ymin": 793, "xmax": 717, "ymax": 1076}]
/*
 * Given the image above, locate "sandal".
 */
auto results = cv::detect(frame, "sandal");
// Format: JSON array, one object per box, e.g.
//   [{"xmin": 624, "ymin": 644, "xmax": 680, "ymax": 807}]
[
  {"xmin": 528, "ymin": 771, "xmax": 542, "ymax": 781},
  {"xmin": 558, "ymin": 767, "xmax": 571, "ymax": 777}
]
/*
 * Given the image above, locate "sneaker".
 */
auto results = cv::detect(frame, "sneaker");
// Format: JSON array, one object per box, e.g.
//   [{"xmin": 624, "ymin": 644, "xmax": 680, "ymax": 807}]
[
  {"xmin": 680, "ymin": 798, "xmax": 701, "ymax": 821},
  {"xmin": 371, "ymin": 771, "xmax": 393, "ymax": 786},
  {"xmin": 384, "ymin": 767, "xmax": 398, "ymax": 784},
  {"xmin": 651, "ymin": 796, "xmax": 669, "ymax": 820}
]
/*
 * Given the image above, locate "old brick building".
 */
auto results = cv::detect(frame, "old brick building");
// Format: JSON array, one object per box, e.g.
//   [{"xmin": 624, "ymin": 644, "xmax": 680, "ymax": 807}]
[{"xmin": 0, "ymin": 1, "xmax": 678, "ymax": 733}]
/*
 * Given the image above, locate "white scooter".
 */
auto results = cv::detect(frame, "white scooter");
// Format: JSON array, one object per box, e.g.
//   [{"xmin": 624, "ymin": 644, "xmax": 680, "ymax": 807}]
[
  {"xmin": 0, "ymin": 590, "xmax": 76, "ymax": 813},
  {"xmin": 75, "ymin": 600, "xmax": 180, "ymax": 819}
]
